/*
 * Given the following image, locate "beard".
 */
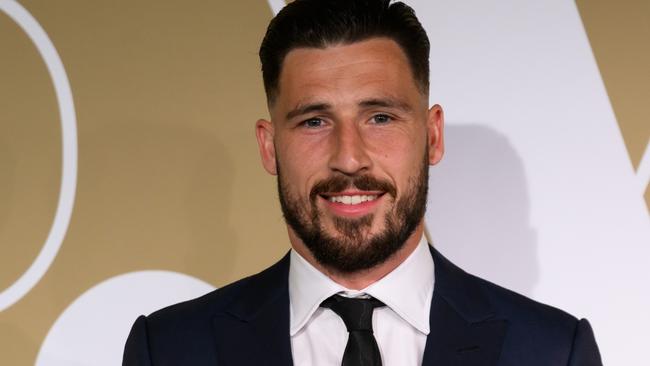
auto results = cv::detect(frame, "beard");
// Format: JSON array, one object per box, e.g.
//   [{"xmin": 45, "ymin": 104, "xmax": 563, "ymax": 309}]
[{"xmin": 277, "ymin": 150, "xmax": 429, "ymax": 274}]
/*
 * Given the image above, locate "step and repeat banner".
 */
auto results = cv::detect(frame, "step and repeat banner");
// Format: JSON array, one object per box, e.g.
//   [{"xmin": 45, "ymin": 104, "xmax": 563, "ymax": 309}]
[{"xmin": 1, "ymin": 0, "xmax": 648, "ymax": 364}]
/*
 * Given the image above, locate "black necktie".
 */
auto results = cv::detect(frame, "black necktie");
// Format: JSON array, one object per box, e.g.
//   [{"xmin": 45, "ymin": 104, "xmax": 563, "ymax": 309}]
[{"xmin": 321, "ymin": 294, "xmax": 385, "ymax": 366}]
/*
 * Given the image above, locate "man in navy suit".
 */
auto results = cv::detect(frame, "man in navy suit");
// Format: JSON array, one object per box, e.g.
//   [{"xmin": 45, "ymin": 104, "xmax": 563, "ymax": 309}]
[{"xmin": 123, "ymin": 0, "xmax": 602, "ymax": 364}]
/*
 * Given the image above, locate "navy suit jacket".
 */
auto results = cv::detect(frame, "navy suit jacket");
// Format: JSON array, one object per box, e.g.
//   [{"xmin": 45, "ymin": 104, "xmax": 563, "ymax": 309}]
[{"xmin": 123, "ymin": 246, "xmax": 602, "ymax": 365}]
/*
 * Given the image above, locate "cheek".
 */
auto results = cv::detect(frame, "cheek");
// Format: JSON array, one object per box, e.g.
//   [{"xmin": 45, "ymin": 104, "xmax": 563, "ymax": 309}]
[
  {"xmin": 276, "ymin": 135, "xmax": 329, "ymax": 195},
  {"xmin": 365, "ymin": 129, "xmax": 424, "ymax": 164},
  {"xmin": 365, "ymin": 131, "xmax": 427, "ymax": 190},
  {"xmin": 277, "ymin": 129, "xmax": 331, "ymax": 160}
]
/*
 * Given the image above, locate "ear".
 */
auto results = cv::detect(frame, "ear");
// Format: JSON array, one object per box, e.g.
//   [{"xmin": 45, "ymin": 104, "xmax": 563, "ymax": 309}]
[
  {"xmin": 255, "ymin": 118, "xmax": 277, "ymax": 175},
  {"xmin": 427, "ymin": 104, "xmax": 445, "ymax": 165}
]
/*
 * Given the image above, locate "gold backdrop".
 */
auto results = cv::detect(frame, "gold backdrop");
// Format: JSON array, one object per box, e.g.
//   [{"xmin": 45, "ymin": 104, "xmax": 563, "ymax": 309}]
[{"xmin": 1, "ymin": 1, "xmax": 286, "ymax": 363}]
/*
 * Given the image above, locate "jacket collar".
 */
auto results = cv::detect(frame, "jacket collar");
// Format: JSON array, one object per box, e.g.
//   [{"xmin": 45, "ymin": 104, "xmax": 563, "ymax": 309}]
[
  {"xmin": 212, "ymin": 252, "xmax": 293, "ymax": 366},
  {"xmin": 212, "ymin": 246, "xmax": 507, "ymax": 366},
  {"xmin": 430, "ymin": 246, "xmax": 496, "ymax": 323},
  {"xmin": 422, "ymin": 246, "xmax": 508, "ymax": 365}
]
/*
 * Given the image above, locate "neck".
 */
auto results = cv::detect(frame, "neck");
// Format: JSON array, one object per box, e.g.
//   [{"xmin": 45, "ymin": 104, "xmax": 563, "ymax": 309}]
[{"xmin": 289, "ymin": 221, "xmax": 425, "ymax": 290}]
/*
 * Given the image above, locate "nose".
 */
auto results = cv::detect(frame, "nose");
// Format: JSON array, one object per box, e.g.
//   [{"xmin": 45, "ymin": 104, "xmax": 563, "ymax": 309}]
[{"xmin": 328, "ymin": 122, "xmax": 372, "ymax": 175}]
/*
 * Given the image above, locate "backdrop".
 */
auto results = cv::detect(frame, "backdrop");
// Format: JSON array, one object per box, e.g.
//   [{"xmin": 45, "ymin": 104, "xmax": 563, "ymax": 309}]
[{"xmin": 0, "ymin": 0, "xmax": 648, "ymax": 365}]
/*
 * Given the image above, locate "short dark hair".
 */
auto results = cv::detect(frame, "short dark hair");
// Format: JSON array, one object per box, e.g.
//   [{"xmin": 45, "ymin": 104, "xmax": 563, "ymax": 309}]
[{"xmin": 259, "ymin": 0, "xmax": 430, "ymax": 104}]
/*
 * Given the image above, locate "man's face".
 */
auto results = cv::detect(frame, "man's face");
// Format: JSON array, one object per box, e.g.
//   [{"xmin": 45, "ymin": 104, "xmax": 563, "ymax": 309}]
[{"xmin": 256, "ymin": 38, "xmax": 444, "ymax": 273}]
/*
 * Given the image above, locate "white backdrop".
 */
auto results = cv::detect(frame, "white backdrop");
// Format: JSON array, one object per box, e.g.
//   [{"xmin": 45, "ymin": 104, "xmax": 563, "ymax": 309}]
[{"xmin": 415, "ymin": 1, "xmax": 650, "ymax": 365}]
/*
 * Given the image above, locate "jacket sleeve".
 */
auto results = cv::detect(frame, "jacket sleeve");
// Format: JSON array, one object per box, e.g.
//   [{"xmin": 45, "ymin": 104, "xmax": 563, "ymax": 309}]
[
  {"xmin": 123, "ymin": 315, "xmax": 153, "ymax": 366},
  {"xmin": 568, "ymin": 318, "xmax": 603, "ymax": 366}
]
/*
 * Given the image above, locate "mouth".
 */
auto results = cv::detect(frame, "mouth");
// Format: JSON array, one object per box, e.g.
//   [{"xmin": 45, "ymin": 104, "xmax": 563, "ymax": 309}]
[{"xmin": 318, "ymin": 191, "xmax": 386, "ymax": 217}]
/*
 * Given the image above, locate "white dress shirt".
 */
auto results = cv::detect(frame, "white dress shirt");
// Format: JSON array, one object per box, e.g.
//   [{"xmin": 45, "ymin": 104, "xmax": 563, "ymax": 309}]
[{"xmin": 289, "ymin": 235, "xmax": 434, "ymax": 365}]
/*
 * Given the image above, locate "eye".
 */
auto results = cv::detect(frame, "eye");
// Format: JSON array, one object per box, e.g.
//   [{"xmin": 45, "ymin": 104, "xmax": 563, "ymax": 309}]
[
  {"xmin": 301, "ymin": 118, "xmax": 324, "ymax": 128},
  {"xmin": 371, "ymin": 114, "xmax": 392, "ymax": 124}
]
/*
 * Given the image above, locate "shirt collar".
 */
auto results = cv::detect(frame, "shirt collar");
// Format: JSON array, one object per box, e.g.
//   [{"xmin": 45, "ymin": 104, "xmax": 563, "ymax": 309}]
[{"xmin": 289, "ymin": 235, "xmax": 434, "ymax": 336}]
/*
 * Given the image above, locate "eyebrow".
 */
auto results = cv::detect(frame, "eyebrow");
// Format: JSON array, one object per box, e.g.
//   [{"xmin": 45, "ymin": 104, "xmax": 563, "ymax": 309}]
[
  {"xmin": 285, "ymin": 97, "xmax": 413, "ymax": 120},
  {"xmin": 286, "ymin": 102, "xmax": 332, "ymax": 120},
  {"xmin": 358, "ymin": 98, "xmax": 413, "ymax": 113}
]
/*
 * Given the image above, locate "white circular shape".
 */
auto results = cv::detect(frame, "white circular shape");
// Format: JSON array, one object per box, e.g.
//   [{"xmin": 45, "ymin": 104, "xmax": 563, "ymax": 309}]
[
  {"xmin": 36, "ymin": 271, "xmax": 216, "ymax": 366},
  {"xmin": 0, "ymin": 0, "xmax": 78, "ymax": 311}
]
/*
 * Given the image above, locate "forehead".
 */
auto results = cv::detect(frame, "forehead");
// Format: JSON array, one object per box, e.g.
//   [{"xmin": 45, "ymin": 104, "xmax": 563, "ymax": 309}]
[{"xmin": 275, "ymin": 38, "xmax": 423, "ymax": 112}]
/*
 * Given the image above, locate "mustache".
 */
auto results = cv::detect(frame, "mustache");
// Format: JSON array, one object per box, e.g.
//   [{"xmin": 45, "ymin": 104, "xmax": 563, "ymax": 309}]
[{"xmin": 309, "ymin": 175, "xmax": 397, "ymax": 202}]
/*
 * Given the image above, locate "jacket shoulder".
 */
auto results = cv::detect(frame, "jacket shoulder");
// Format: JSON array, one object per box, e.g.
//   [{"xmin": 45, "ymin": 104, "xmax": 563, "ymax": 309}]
[
  {"xmin": 472, "ymin": 273, "xmax": 593, "ymax": 363},
  {"xmin": 430, "ymin": 247, "xmax": 601, "ymax": 365},
  {"xmin": 126, "ymin": 253, "xmax": 290, "ymax": 364},
  {"xmin": 146, "ymin": 274, "xmax": 249, "ymax": 329},
  {"xmin": 432, "ymin": 247, "xmax": 579, "ymax": 333},
  {"xmin": 475, "ymin": 274, "xmax": 578, "ymax": 328},
  {"xmin": 147, "ymin": 251, "xmax": 289, "ymax": 332}
]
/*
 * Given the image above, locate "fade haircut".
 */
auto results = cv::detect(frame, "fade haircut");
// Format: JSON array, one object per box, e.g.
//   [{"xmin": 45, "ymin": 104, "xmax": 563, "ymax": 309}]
[{"xmin": 259, "ymin": 0, "xmax": 430, "ymax": 104}]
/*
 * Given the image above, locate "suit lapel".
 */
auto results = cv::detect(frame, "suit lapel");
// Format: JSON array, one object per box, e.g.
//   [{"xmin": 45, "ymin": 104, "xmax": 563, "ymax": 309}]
[
  {"xmin": 210, "ymin": 247, "xmax": 507, "ymax": 365},
  {"xmin": 422, "ymin": 247, "xmax": 508, "ymax": 366},
  {"xmin": 212, "ymin": 253, "xmax": 293, "ymax": 366}
]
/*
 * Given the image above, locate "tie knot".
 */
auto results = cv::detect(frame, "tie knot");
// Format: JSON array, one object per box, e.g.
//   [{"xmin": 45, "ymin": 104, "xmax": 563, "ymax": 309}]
[{"xmin": 321, "ymin": 294, "xmax": 385, "ymax": 332}]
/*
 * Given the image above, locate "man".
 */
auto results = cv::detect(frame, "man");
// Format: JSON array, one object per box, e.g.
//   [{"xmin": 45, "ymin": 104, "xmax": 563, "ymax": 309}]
[{"xmin": 123, "ymin": 0, "xmax": 602, "ymax": 365}]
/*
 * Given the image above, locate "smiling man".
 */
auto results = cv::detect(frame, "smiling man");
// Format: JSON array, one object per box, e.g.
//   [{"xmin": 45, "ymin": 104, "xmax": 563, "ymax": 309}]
[
  {"xmin": 257, "ymin": 37, "xmax": 439, "ymax": 290},
  {"xmin": 123, "ymin": 1, "xmax": 602, "ymax": 365}
]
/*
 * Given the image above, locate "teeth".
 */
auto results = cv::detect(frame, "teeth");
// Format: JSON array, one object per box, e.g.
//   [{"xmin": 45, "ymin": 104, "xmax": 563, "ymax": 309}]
[{"xmin": 328, "ymin": 195, "xmax": 378, "ymax": 205}]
